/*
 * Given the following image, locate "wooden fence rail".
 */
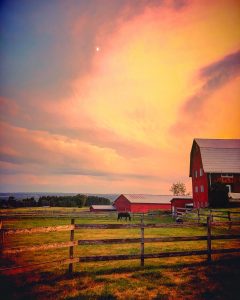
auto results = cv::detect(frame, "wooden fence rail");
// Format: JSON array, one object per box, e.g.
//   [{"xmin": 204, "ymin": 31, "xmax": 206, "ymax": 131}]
[
  {"xmin": 2, "ymin": 225, "xmax": 75, "ymax": 235},
  {"xmin": 0, "ymin": 211, "xmax": 171, "ymax": 220},
  {"xmin": 3, "ymin": 234, "xmax": 240, "ymax": 255},
  {"xmin": 0, "ymin": 217, "xmax": 240, "ymax": 275}
]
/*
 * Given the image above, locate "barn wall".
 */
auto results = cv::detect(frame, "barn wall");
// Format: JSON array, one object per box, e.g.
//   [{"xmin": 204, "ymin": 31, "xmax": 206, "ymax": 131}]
[
  {"xmin": 191, "ymin": 144, "xmax": 209, "ymax": 208},
  {"xmin": 130, "ymin": 203, "xmax": 171, "ymax": 213},
  {"xmin": 114, "ymin": 195, "xmax": 131, "ymax": 212},
  {"xmin": 211, "ymin": 174, "xmax": 240, "ymax": 193}
]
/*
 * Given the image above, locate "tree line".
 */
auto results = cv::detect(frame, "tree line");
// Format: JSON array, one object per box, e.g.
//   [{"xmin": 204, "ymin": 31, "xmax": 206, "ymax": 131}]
[{"xmin": 0, "ymin": 194, "xmax": 111, "ymax": 208}]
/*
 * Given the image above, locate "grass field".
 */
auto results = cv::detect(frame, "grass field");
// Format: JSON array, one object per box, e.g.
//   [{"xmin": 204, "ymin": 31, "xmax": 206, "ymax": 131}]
[{"xmin": 0, "ymin": 207, "xmax": 240, "ymax": 300}]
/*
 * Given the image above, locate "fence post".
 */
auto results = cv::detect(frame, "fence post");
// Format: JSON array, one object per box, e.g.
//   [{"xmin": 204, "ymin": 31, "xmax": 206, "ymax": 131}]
[
  {"xmin": 227, "ymin": 211, "xmax": 232, "ymax": 230},
  {"xmin": 140, "ymin": 216, "xmax": 144, "ymax": 267},
  {"xmin": 210, "ymin": 209, "xmax": 213, "ymax": 222},
  {"xmin": 68, "ymin": 218, "xmax": 75, "ymax": 273},
  {"xmin": 0, "ymin": 220, "xmax": 4, "ymax": 248},
  {"xmin": 207, "ymin": 216, "xmax": 212, "ymax": 262},
  {"xmin": 197, "ymin": 209, "xmax": 200, "ymax": 223},
  {"xmin": 227, "ymin": 211, "xmax": 231, "ymax": 221}
]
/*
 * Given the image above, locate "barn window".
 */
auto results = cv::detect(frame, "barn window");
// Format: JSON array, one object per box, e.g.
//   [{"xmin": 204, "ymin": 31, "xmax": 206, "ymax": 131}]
[
  {"xmin": 199, "ymin": 168, "xmax": 203, "ymax": 176},
  {"xmin": 195, "ymin": 186, "xmax": 198, "ymax": 193},
  {"xmin": 195, "ymin": 170, "xmax": 198, "ymax": 178},
  {"xmin": 200, "ymin": 185, "xmax": 204, "ymax": 192}
]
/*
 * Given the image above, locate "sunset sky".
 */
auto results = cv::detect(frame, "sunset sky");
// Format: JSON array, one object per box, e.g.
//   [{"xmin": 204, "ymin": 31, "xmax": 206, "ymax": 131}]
[{"xmin": 0, "ymin": 0, "xmax": 240, "ymax": 194}]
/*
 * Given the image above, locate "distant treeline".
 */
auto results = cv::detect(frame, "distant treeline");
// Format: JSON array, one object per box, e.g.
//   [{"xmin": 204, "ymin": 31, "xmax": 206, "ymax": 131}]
[{"xmin": 0, "ymin": 194, "xmax": 110, "ymax": 208}]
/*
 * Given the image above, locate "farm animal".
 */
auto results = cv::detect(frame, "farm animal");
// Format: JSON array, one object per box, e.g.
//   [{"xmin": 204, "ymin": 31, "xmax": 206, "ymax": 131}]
[{"xmin": 117, "ymin": 212, "xmax": 131, "ymax": 221}]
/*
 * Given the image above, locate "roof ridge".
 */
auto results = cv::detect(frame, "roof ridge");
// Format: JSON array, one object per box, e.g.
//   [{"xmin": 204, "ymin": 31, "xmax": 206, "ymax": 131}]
[{"xmin": 123, "ymin": 194, "xmax": 175, "ymax": 196}]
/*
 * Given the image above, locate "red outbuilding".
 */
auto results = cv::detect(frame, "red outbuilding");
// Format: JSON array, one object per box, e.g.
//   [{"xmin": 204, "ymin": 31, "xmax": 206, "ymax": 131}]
[
  {"xmin": 90, "ymin": 205, "xmax": 116, "ymax": 212},
  {"xmin": 189, "ymin": 138, "xmax": 240, "ymax": 208},
  {"xmin": 170, "ymin": 197, "xmax": 193, "ymax": 215},
  {"xmin": 114, "ymin": 194, "xmax": 175, "ymax": 213}
]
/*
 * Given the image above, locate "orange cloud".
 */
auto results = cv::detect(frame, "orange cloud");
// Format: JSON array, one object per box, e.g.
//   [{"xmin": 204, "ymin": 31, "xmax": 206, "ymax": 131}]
[{"xmin": 1, "ymin": 0, "xmax": 239, "ymax": 193}]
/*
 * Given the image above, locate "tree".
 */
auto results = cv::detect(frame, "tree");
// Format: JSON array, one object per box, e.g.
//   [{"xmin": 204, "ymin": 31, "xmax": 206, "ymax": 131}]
[
  {"xmin": 8, "ymin": 196, "xmax": 18, "ymax": 207},
  {"xmin": 170, "ymin": 182, "xmax": 189, "ymax": 196},
  {"xmin": 74, "ymin": 194, "xmax": 87, "ymax": 207},
  {"xmin": 22, "ymin": 197, "xmax": 36, "ymax": 207},
  {"xmin": 85, "ymin": 196, "xmax": 110, "ymax": 206}
]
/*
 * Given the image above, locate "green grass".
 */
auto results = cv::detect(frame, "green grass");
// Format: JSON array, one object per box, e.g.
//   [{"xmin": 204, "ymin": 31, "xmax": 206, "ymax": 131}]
[{"xmin": 0, "ymin": 207, "xmax": 240, "ymax": 299}]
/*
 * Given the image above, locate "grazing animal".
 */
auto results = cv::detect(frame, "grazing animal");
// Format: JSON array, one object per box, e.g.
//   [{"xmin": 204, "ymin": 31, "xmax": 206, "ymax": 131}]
[{"xmin": 117, "ymin": 212, "xmax": 131, "ymax": 221}]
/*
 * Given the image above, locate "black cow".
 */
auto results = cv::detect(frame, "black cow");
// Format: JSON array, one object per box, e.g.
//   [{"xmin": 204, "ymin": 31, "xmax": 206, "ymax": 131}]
[{"xmin": 117, "ymin": 212, "xmax": 131, "ymax": 221}]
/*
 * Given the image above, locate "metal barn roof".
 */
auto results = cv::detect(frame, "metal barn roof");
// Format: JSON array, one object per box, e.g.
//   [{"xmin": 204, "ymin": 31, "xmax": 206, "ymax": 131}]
[
  {"xmin": 192, "ymin": 138, "xmax": 240, "ymax": 174},
  {"xmin": 90, "ymin": 205, "xmax": 116, "ymax": 210},
  {"xmin": 121, "ymin": 194, "xmax": 191, "ymax": 204},
  {"xmin": 195, "ymin": 139, "xmax": 240, "ymax": 149}
]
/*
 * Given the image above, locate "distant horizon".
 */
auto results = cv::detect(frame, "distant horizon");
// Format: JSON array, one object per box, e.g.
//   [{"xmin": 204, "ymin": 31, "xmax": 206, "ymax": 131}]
[
  {"xmin": 0, "ymin": 191, "xmax": 192, "ymax": 203},
  {"xmin": 0, "ymin": 191, "xmax": 185, "ymax": 195},
  {"xmin": 0, "ymin": 191, "xmax": 192, "ymax": 196}
]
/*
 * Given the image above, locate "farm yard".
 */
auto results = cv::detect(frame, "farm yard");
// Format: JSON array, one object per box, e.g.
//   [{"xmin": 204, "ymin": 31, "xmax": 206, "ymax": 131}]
[{"xmin": 1, "ymin": 207, "xmax": 240, "ymax": 300}]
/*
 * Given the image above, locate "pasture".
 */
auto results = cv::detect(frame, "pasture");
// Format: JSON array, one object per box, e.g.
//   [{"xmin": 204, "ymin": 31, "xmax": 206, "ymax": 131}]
[{"xmin": 1, "ymin": 207, "xmax": 240, "ymax": 300}]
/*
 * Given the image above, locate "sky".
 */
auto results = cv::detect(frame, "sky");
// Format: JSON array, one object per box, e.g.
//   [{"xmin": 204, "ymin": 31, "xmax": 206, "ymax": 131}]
[{"xmin": 0, "ymin": 0, "xmax": 240, "ymax": 194}]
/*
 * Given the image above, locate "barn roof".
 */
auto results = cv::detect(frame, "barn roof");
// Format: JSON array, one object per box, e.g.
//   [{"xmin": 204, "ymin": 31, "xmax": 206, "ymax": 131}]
[
  {"xmin": 190, "ymin": 138, "xmax": 240, "ymax": 175},
  {"xmin": 90, "ymin": 205, "xmax": 116, "ymax": 210},
  {"xmin": 170, "ymin": 196, "xmax": 193, "ymax": 202},
  {"xmin": 119, "ymin": 194, "xmax": 191, "ymax": 204}
]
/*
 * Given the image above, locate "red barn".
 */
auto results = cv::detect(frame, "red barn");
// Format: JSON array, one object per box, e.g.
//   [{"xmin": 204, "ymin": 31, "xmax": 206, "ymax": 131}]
[
  {"xmin": 189, "ymin": 138, "xmax": 240, "ymax": 208},
  {"xmin": 114, "ymin": 194, "xmax": 173, "ymax": 213}
]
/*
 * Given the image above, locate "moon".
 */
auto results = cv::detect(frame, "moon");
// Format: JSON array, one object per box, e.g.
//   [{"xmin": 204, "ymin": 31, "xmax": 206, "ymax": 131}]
[{"xmin": 96, "ymin": 46, "xmax": 100, "ymax": 52}]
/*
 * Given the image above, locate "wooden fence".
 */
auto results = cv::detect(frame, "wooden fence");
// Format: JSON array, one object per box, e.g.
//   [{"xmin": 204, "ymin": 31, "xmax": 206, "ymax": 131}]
[
  {"xmin": 175, "ymin": 208, "xmax": 240, "ymax": 223},
  {"xmin": 0, "ymin": 210, "xmax": 170, "ymax": 220},
  {"xmin": 0, "ymin": 210, "xmax": 118, "ymax": 219},
  {"xmin": 1, "ymin": 217, "xmax": 240, "ymax": 275}
]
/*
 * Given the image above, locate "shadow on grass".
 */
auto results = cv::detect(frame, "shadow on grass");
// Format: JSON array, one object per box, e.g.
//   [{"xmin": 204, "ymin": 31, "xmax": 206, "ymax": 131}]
[
  {"xmin": 176, "ymin": 256, "xmax": 240, "ymax": 299},
  {"xmin": 89, "ymin": 257, "xmax": 224, "ymax": 276},
  {"xmin": 1, "ymin": 255, "xmax": 240, "ymax": 300},
  {"xmin": 66, "ymin": 295, "xmax": 117, "ymax": 300}
]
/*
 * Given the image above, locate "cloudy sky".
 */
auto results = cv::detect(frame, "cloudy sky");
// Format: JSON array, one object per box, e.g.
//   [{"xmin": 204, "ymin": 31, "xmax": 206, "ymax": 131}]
[{"xmin": 0, "ymin": 0, "xmax": 239, "ymax": 193}]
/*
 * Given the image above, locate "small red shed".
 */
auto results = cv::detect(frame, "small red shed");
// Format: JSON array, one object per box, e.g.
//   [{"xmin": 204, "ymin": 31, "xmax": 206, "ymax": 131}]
[
  {"xmin": 114, "ymin": 194, "xmax": 173, "ymax": 213},
  {"xmin": 170, "ymin": 196, "xmax": 193, "ymax": 215},
  {"xmin": 90, "ymin": 205, "xmax": 116, "ymax": 212}
]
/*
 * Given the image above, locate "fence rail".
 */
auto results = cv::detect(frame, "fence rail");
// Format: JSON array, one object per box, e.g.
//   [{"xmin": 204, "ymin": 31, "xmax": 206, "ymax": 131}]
[
  {"xmin": 1, "ymin": 217, "xmax": 240, "ymax": 275},
  {"xmin": 0, "ymin": 211, "xmax": 171, "ymax": 220},
  {"xmin": 3, "ymin": 225, "xmax": 75, "ymax": 235},
  {"xmin": 3, "ymin": 234, "xmax": 240, "ymax": 255}
]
